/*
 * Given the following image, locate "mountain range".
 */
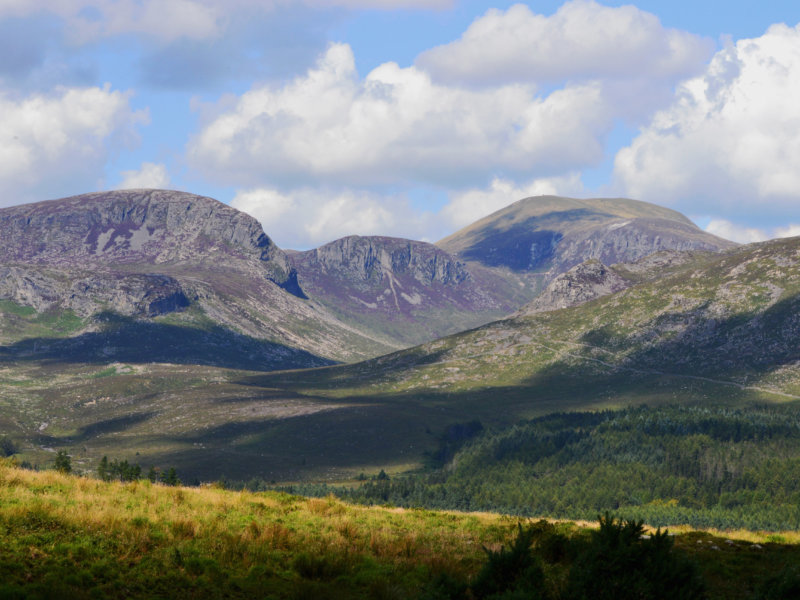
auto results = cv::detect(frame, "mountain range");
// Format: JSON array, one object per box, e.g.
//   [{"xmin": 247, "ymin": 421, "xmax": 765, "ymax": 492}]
[
  {"xmin": 0, "ymin": 189, "xmax": 733, "ymax": 365},
  {"xmin": 4, "ymin": 187, "xmax": 788, "ymax": 481}
]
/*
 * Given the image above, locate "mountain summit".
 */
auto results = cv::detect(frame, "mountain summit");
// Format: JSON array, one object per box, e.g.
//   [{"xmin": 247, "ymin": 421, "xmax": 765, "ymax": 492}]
[{"xmin": 438, "ymin": 196, "xmax": 735, "ymax": 286}]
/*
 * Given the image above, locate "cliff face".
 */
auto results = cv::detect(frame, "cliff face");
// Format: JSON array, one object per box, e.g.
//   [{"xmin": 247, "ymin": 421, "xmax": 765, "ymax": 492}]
[
  {"xmin": 289, "ymin": 236, "xmax": 515, "ymax": 346},
  {"xmin": 0, "ymin": 189, "xmax": 290, "ymax": 279},
  {"xmin": 295, "ymin": 235, "xmax": 470, "ymax": 288},
  {"xmin": 0, "ymin": 190, "xmax": 399, "ymax": 366}
]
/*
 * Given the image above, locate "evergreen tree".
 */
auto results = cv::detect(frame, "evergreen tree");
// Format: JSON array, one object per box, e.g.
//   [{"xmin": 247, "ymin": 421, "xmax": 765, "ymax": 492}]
[
  {"xmin": 161, "ymin": 467, "xmax": 180, "ymax": 486},
  {"xmin": 97, "ymin": 456, "xmax": 110, "ymax": 481},
  {"xmin": 54, "ymin": 450, "xmax": 72, "ymax": 474}
]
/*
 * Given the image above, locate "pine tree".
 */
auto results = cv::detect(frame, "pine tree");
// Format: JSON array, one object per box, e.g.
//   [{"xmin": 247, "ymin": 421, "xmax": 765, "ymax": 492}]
[
  {"xmin": 54, "ymin": 450, "xmax": 72, "ymax": 474},
  {"xmin": 97, "ymin": 456, "xmax": 109, "ymax": 481}
]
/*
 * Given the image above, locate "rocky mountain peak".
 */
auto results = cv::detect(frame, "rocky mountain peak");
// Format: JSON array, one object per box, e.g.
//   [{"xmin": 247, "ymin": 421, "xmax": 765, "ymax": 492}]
[
  {"xmin": 518, "ymin": 259, "xmax": 632, "ymax": 315},
  {"xmin": 438, "ymin": 196, "xmax": 736, "ymax": 278},
  {"xmin": 294, "ymin": 235, "xmax": 470, "ymax": 286},
  {"xmin": 0, "ymin": 189, "xmax": 289, "ymax": 276}
]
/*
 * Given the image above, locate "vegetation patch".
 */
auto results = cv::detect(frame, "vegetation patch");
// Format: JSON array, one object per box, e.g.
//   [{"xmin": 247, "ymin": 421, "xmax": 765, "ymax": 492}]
[{"xmin": 1, "ymin": 460, "xmax": 799, "ymax": 599}]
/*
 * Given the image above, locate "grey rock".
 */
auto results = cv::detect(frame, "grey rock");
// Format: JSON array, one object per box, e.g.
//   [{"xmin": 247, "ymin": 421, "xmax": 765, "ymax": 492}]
[
  {"xmin": 289, "ymin": 235, "xmax": 516, "ymax": 346},
  {"xmin": 519, "ymin": 260, "xmax": 632, "ymax": 315}
]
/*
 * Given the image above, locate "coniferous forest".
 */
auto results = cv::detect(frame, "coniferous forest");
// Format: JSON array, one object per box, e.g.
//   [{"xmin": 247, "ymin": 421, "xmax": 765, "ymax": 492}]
[{"xmin": 278, "ymin": 405, "xmax": 800, "ymax": 532}]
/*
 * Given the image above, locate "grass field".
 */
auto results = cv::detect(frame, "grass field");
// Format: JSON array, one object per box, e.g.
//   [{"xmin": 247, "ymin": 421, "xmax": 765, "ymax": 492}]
[{"xmin": 2, "ymin": 459, "xmax": 800, "ymax": 599}]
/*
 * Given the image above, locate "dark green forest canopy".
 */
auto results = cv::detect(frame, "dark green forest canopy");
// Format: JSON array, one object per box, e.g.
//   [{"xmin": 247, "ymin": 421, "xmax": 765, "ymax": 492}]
[{"xmin": 282, "ymin": 404, "xmax": 800, "ymax": 531}]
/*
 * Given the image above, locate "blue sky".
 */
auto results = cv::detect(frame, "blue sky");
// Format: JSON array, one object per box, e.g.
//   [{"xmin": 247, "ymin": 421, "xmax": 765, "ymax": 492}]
[{"xmin": 1, "ymin": 1, "xmax": 800, "ymax": 248}]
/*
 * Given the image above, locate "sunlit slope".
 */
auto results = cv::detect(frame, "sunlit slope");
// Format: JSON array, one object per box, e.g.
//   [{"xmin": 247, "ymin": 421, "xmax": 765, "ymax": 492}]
[
  {"xmin": 438, "ymin": 195, "xmax": 735, "ymax": 275},
  {"xmin": 2, "ymin": 460, "xmax": 798, "ymax": 600}
]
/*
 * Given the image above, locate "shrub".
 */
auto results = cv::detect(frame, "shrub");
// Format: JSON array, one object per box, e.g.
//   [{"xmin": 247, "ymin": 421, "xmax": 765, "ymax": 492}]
[
  {"xmin": 471, "ymin": 524, "xmax": 547, "ymax": 599},
  {"xmin": 565, "ymin": 513, "xmax": 705, "ymax": 600}
]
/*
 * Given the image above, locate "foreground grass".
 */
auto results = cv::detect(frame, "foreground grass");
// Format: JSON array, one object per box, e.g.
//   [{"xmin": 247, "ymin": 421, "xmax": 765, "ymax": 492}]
[{"xmin": 1, "ymin": 461, "xmax": 800, "ymax": 599}]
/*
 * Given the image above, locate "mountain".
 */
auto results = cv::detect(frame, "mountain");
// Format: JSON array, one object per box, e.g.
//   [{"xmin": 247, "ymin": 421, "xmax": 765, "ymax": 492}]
[
  {"xmin": 289, "ymin": 235, "xmax": 521, "ymax": 346},
  {"xmin": 0, "ymin": 191, "xmax": 737, "ymax": 370},
  {"xmin": 0, "ymin": 189, "xmax": 760, "ymax": 482},
  {"xmin": 437, "ymin": 195, "xmax": 736, "ymax": 295},
  {"xmin": 327, "ymin": 235, "xmax": 800, "ymax": 399},
  {"xmin": 0, "ymin": 189, "xmax": 395, "ymax": 368},
  {"xmin": 193, "ymin": 234, "xmax": 799, "ymax": 480},
  {"xmin": 284, "ymin": 196, "xmax": 735, "ymax": 348}
]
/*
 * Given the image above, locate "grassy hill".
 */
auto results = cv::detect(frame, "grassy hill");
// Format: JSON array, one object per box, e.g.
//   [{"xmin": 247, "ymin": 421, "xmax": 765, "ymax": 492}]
[{"xmin": 1, "ymin": 459, "xmax": 799, "ymax": 599}]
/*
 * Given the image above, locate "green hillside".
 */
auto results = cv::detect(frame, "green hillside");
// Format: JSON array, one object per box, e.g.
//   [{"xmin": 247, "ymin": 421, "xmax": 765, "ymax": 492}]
[{"xmin": 1, "ymin": 459, "xmax": 799, "ymax": 600}]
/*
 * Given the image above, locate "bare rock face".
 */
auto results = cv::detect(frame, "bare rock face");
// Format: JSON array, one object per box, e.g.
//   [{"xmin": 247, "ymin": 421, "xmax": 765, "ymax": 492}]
[
  {"xmin": 519, "ymin": 260, "xmax": 631, "ymax": 315},
  {"xmin": 294, "ymin": 235, "xmax": 470, "ymax": 288},
  {"xmin": 0, "ymin": 266, "xmax": 190, "ymax": 317},
  {"xmin": 0, "ymin": 189, "xmax": 291, "ymax": 281},
  {"xmin": 289, "ymin": 236, "xmax": 515, "ymax": 346},
  {"xmin": 0, "ymin": 189, "xmax": 401, "ymax": 366}
]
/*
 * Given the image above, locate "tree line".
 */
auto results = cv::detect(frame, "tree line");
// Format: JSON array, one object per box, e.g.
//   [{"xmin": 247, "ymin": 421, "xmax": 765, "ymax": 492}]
[{"xmin": 277, "ymin": 404, "xmax": 800, "ymax": 531}]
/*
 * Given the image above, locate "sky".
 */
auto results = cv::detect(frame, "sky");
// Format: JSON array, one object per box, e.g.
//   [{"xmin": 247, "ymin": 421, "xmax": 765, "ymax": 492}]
[{"xmin": 2, "ymin": 1, "xmax": 800, "ymax": 249}]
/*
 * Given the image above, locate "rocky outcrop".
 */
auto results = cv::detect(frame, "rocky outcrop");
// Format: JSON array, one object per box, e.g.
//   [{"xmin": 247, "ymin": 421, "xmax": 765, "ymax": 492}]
[
  {"xmin": 289, "ymin": 236, "xmax": 515, "ymax": 346},
  {"xmin": 518, "ymin": 260, "xmax": 631, "ymax": 315},
  {"xmin": 294, "ymin": 236, "xmax": 470, "ymax": 287},
  {"xmin": 0, "ymin": 266, "xmax": 191, "ymax": 317},
  {"xmin": 0, "ymin": 189, "xmax": 292, "ymax": 286}
]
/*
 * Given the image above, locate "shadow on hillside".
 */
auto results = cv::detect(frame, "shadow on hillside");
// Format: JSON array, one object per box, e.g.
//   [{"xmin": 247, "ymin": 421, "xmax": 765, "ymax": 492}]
[
  {"xmin": 139, "ymin": 400, "xmax": 449, "ymax": 481},
  {"xmin": 589, "ymin": 293, "xmax": 800, "ymax": 380},
  {"xmin": 233, "ymin": 344, "xmax": 453, "ymax": 391},
  {"xmin": 0, "ymin": 312, "xmax": 334, "ymax": 372},
  {"xmin": 36, "ymin": 411, "xmax": 160, "ymax": 446},
  {"xmin": 22, "ymin": 292, "xmax": 800, "ymax": 483}
]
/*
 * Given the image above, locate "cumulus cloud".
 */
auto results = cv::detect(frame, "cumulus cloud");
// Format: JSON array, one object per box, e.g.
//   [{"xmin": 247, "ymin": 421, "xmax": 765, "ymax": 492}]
[
  {"xmin": 417, "ymin": 1, "xmax": 712, "ymax": 87},
  {"xmin": 441, "ymin": 174, "xmax": 585, "ymax": 230},
  {"xmin": 776, "ymin": 224, "xmax": 800, "ymax": 238},
  {"xmin": 0, "ymin": 85, "xmax": 148, "ymax": 205},
  {"xmin": 614, "ymin": 23, "xmax": 800, "ymax": 220},
  {"xmin": 188, "ymin": 43, "xmax": 615, "ymax": 188},
  {"xmin": 704, "ymin": 220, "xmax": 769, "ymax": 244},
  {"xmin": 231, "ymin": 186, "xmax": 438, "ymax": 249},
  {"xmin": 704, "ymin": 220, "xmax": 800, "ymax": 244},
  {"xmin": 117, "ymin": 162, "xmax": 170, "ymax": 190},
  {"xmin": 0, "ymin": 0, "xmax": 449, "ymax": 45}
]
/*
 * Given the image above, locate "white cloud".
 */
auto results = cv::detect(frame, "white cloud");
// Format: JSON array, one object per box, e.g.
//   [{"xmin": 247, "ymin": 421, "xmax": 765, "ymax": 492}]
[
  {"xmin": 776, "ymin": 224, "xmax": 800, "ymax": 239},
  {"xmin": 416, "ymin": 1, "xmax": 712, "ymax": 87},
  {"xmin": 188, "ymin": 43, "xmax": 615, "ymax": 188},
  {"xmin": 117, "ymin": 162, "xmax": 170, "ymax": 190},
  {"xmin": 441, "ymin": 174, "xmax": 585, "ymax": 230},
  {"xmin": 704, "ymin": 219, "xmax": 800, "ymax": 244},
  {"xmin": 704, "ymin": 220, "xmax": 769, "ymax": 244},
  {"xmin": 614, "ymin": 23, "xmax": 800, "ymax": 220},
  {"xmin": 0, "ymin": 85, "xmax": 147, "ymax": 205},
  {"xmin": 0, "ymin": 1, "xmax": 450, "ymax": 45},
  {"xmin": 231, "ymin": 187, "xmax": 438, "ymax": 249}
]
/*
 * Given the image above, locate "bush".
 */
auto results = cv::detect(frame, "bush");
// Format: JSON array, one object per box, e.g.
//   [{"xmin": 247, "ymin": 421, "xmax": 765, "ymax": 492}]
[
  {"xmin": 54, "ymin": 451, "xmax": 71, "ymax": 474},
  {"xmin": 752, "ymin": 566, "xmax": 800, "ymax": 599},
  {"xmin": 0, "ymin": 436, "xmax": 18, "ymax": 457},
  {"xmin": 565, "ymin": 513, "xmax": 705, "ymax": 600},
  {"xmin": 471, "ymin": 524, "xmax": 547, "ymax": 600}
]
